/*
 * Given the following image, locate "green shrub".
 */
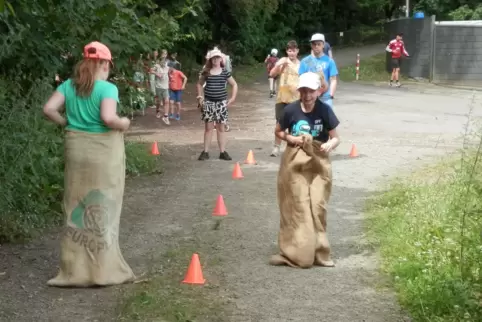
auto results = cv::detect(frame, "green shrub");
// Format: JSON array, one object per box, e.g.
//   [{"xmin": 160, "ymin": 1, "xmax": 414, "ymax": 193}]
[
  {"xmin": 366, "ymin": 150, "xmax": 482, "ymax": 321},
  {"xmin": 0, "ymin": 0, "xmax": 175, "ymax": 244},
  {"xmin": 0, "ymin": 77, "xmax": 162, "ymax": 244},
  {"xmin": 0, "ymin": 78, "xmax": 65, "ymax": 243}
]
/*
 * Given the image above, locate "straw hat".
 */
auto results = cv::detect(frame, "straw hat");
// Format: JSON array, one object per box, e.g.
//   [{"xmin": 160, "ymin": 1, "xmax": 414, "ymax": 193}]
[{"xmin": 206, "ymin": 47, "xmax": 224, "ymax": 60}]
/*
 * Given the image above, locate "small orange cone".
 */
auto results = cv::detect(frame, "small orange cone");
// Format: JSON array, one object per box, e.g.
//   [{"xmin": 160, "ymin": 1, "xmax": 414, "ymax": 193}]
[
  {"xmin": 212, "ymin": 195, "xmax": 228, "ymax": 216},
  {"xmin": 232, "ymin": 162, "xmax": 244, "ymax": 179},
  {"xmin": 151, "ymin": 142, "xmax": 160, "ymax": 155},
  {"xmin": 349, "ymin": 143, "xmax": 359, "ymax": 158},
  {"xmin": 244, "ymin": 150, "xmax": 256, "ymax": 164},
  {"xmin": 181, "ymin": 253, "xmax": 206, "ymax": 285}
]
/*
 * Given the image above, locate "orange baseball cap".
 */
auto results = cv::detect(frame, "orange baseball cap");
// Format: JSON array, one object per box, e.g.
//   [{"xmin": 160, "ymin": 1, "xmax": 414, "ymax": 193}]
[{"xmin": 83, "ymin": 41, "xmax": 113, "ymax": 64}]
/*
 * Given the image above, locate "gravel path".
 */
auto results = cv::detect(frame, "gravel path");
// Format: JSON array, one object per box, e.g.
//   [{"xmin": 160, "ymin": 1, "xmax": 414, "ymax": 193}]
[{"xmin": 210, "ymin": 81, "xmax": 481, "ymax": 322}]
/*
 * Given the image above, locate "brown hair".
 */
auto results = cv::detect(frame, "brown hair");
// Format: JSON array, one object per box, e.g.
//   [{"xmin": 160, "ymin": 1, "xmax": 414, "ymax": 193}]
[
  {"xmin": 200, "ymin": 58, "xmax": 213, "ymax": 78},
  {"xmin": 72, "ymin": 59, "xmax": 106, "ymax": 97},
  {"xmin": 286, "ymin": 40, "xmax": 298, "ymax": 50}
]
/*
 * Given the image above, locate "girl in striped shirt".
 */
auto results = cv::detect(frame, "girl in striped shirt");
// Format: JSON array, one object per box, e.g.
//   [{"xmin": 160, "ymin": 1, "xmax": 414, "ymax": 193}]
[{"xmin": 196, "ymin": 48, "xmax": 238, "ymax": 161}]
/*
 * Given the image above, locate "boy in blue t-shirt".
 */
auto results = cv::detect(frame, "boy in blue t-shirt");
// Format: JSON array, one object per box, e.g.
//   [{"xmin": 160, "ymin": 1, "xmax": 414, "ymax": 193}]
[{"xmin": 298, "ymin": 33, "xmax": 338, "ymax": 110}]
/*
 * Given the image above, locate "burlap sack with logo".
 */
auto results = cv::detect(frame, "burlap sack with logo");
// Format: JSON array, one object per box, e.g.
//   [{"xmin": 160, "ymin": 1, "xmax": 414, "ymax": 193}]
[
  {"xmin": 47, "ymin": 130, "xmax": 135, "ymax": 287},
  {"xmin": 270, "ymin": 134, "xmax": 334, "ymax": 268}
]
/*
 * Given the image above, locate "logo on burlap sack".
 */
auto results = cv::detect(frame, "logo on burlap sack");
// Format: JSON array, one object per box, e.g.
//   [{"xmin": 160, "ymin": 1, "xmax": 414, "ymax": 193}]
[{"xmin": 71, "ymin": 189, "xmax": 114, "ymax": 238}]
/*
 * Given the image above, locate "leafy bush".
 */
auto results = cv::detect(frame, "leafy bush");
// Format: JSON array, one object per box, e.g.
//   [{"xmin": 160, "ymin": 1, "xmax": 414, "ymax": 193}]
[
  {"xmin": 366, "ymin": 149, "xmax": 482, "ymax": 321},
  {"xmin": 0, "ymin": 77, "xmax": 162, "ymax": 243},
  {"xmin": 0, "ymin": 78, "xmax": 65, "ymax": 243},
  {"xmin": 0, "ymin": 1, "xmax": 176, "ymax": 243}
]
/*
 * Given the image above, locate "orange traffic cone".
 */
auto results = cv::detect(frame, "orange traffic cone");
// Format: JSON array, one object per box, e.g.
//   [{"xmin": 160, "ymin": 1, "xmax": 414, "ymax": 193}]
[
  {"xmin": 232, "ymin": 162, "xmax": 244, "ymax": 179},
  {"xmin": 349, "ymin": 143, "xmax": 359, "ymax": 158},
  {"xmin": 212, "ymin": 194, "xmax": 228, "ymax": 216},
  {"xmin": 151, "ymin": 142, "xmax": 160, "ymax": 155},
  {"xmin": 244, "ymin": 150, "xmax": 256, "ymax": 165},
  {"xmin": 181, "ymin": 253, "xmax": 206, "ymax": 285}
]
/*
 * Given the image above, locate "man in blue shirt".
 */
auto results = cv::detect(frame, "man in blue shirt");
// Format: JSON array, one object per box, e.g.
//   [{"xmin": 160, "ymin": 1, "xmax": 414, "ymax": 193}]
[{"xmin": 299, "ymin": 33, "xmax": 338, "ymax": 109}]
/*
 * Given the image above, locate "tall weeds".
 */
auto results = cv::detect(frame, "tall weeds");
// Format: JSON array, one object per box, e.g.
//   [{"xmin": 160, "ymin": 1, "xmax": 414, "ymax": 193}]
[
  {"xmin": 365, "ymin": 94, "xmax": 482, "ymax": 321},
  {"xmin": 0, "ymin": 78, "xmax": 64, "ymax": 242}
]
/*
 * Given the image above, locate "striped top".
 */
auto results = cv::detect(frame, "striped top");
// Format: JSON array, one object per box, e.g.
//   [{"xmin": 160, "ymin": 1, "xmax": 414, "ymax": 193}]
[{"xmin": 204, "ymin": 69, "xmax": 231, "ymax": 101}]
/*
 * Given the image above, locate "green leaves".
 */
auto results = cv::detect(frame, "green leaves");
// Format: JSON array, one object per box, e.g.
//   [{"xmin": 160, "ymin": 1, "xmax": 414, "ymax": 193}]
[{"xmin": 0, "ymin": 0, "xmax": 16, "ymax": 17}]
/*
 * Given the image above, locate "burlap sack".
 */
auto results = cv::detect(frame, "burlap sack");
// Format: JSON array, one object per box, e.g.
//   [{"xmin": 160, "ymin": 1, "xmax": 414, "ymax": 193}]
[
  {"xmin": 47, "ymin": 130, "xmax": 135, "ymax": 287},
  {"xmin": 270, "ymin": 134, "xmax": 334, "ymax": 268}
]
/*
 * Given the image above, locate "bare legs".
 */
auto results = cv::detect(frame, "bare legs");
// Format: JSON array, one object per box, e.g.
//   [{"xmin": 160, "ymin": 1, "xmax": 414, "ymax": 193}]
[
  {"xmin": 390, "ymin": 68, "xmax": 401, "ymax": 87},
  {"xmin": 199, "ymin": 121, "xmax": 231, "ymax": 161}
]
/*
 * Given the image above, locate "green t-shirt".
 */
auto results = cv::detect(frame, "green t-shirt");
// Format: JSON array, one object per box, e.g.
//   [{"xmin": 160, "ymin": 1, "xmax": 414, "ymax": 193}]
[{"xmin": 56, "ymin": 79, "xmax": 119, "ymax": 133}]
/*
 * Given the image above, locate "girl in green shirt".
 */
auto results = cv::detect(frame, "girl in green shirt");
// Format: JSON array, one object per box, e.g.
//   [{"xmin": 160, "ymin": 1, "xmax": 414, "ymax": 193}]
[{"xmin": 43, "ymin": 41, "xmax": 135, "ymax": 287}]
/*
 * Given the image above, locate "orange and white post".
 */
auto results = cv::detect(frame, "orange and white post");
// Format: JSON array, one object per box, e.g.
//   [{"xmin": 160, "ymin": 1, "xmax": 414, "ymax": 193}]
[{"xmin": 356, "ymin": 53, "xmax": 360, "ymax": 80}]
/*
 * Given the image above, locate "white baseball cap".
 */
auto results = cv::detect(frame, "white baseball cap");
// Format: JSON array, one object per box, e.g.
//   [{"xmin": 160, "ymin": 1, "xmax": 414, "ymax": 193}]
[
  {"xmin": 297, "ymin": 72, "xmax": 321, "ymax": 90},
  {"xmin": 310, "ymin": 33, "xmax": 325, "ymax": 42},
  {"xmin": 271, "ymin": 48, "xmax": 278, "ymax": 55}
]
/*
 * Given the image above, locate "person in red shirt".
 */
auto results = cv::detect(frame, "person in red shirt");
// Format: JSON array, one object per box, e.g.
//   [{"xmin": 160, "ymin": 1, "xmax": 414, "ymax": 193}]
[
  {"xmin": 386, "ymin": 32, "xmax": 409, "ymax": 87},
  {"xmin": 168, "ymin": 62, "xmax": 188, "ymax": 121},
  {"xmin": 265, "ymin": 48, "xmax": 279, "ymax": 98}
]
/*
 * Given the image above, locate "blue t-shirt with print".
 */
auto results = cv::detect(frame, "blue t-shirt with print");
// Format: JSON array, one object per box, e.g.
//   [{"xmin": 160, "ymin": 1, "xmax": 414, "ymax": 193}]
[
  {"xmin": 298, "ymin": 54, "xmax": 338, "ymax": 98},
  {"xmin": 279, "ymin": 100, "xmax": 339, "ymax": 143}
]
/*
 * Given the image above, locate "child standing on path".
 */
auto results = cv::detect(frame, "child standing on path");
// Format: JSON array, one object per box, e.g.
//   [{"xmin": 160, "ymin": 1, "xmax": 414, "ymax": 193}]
[
  {"xmin": 168, "ymin": 61, "xmax": 187, "ymax": 121},
  {"xmin": 196, "ymin": 47, "xmax": 238, "ymax": 161},
  {"xmin": 265, "ymin": 48, "xmax": 279, "ymax": 98},
  {"xmin": 386, "ymin": 32, "xmax": 409, "ymax": 87},
  {"xmin": 152, "ymin": 58, "xmax": 170, "ymax": 124},
  {"xmin": 268, "ymin": 40, "xmax": 301, "ymax": 157}
]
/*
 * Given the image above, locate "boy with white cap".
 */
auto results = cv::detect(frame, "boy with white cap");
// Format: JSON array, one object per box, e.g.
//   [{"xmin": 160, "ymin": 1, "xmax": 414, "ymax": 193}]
[
  {"xmin": 271, "ymin": 71, "xmax": 340, "ymax": 269},
  {"xmin": 275, "ymin": 71, "xmax": 340, "ymax": 152},
  {"xmin": 299, "ymin": 33, "xmax": 338, "ymax": 110}
]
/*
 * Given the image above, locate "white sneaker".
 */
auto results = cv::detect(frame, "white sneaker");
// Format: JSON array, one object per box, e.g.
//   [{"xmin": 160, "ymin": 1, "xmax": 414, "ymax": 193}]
[
  {"xmin": 162, "ymin": 116, "xmax": 170, "ymax": 125},
  {"xmin": 270, "ymin": 145, "xmax": 280, "ymax": 157}
]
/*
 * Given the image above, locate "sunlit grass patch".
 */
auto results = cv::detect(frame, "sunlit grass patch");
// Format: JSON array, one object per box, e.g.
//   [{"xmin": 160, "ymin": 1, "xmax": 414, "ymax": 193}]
[{"xmin": 365, "ymin": 151, "xmax": 482, "ymax": 321}]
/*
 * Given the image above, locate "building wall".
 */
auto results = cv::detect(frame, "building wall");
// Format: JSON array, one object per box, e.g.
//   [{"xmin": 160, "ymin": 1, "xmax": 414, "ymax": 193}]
[{"xmin": 432, "ymin": 25, "xmax": 482, "ymax": 87}]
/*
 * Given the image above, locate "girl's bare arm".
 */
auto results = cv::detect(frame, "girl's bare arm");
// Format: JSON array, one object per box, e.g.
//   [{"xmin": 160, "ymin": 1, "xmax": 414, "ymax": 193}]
[
  {"xmin": 227, "ymin": 76, "xmax": 238, "ymax": 102},
  {"xmin": 43, "ymin": 91, "xmax": 67, "ymax": 126}
]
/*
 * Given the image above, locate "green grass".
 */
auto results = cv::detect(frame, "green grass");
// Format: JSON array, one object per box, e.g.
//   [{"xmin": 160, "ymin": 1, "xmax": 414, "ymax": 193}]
[
  {"xmin": 339, "ymin": 53, "xmax": 408, "ymax": 83},
  {"xmin": 118, "ymin": 230, "xmax": 227, "ymax": 321},
  {"xmin": 365, "ymin": 149, "xmax": 482, "ymax": 321},
  {"xmin": 232, "ymin": 62, "xmax": 265, "ymax": 84},
  {"xmin": 125, "ymin": 141, "xmax": 163, "ymax": 177}
]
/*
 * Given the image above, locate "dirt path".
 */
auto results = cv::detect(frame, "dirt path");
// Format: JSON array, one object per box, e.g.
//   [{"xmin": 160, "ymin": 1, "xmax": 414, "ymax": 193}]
[{"xmin": 2, "ymin": 45, "xmax": 481, "ymax": 322}]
